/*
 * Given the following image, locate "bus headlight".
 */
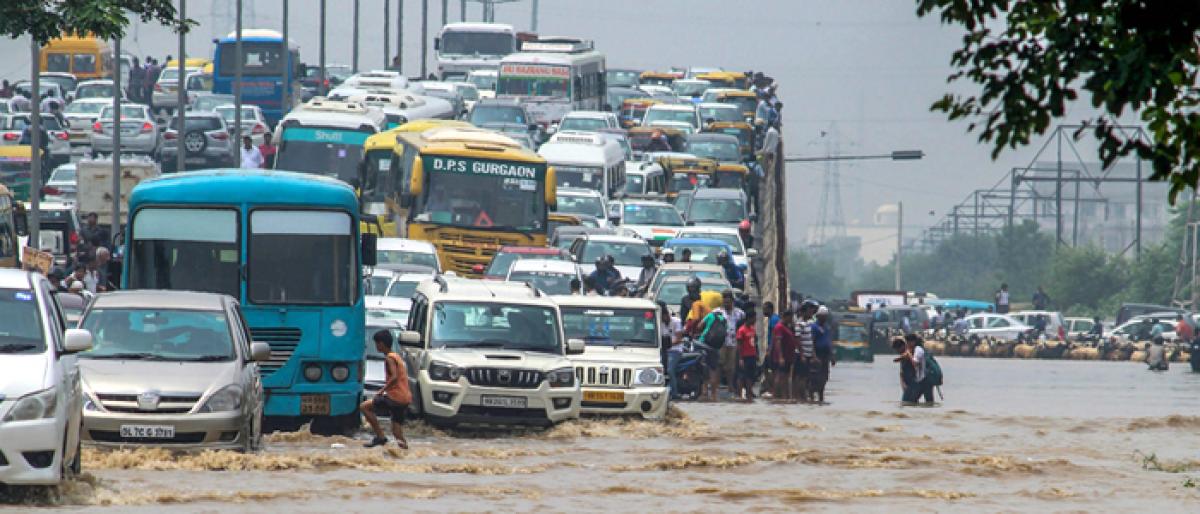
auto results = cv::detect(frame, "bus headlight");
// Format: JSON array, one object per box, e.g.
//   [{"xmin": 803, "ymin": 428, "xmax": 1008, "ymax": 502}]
[
  {"xmin": 330, "ymin": 319, "xmax": 348, "ymax": 337},
  {"xmin": 428, "ymin": 361, "xmax": 461, "ymax": 382},
  {"xmin": 303, "ymin": 364, "xmax": 323, "ymax": 382},
  {"xmin": 331, "ymin": 364, "xmax": 350, "ymax": 382}
]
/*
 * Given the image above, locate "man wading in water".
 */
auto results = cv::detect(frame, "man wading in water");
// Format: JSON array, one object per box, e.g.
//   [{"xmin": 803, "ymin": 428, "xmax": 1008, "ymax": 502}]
[{"xmin": 361, "ymin": 330, "xmax": 411, "ymax": 448}]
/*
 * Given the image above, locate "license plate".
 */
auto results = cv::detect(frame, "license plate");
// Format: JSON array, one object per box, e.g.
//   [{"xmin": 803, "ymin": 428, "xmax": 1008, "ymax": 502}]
[
  {"xmin": 480, "ymin": 395, "xmax": 527, "ymax": 409},
  {"xmin": 119, "ymin": 425, "xmax": 175, "ymax": 439},
  {"xmin": 300, "ymin": 394, "xmax": 331, "ymax": 415},
  {"xmin": 186, "ymin": 157, "xmax": 207, "ymax": 164},
  {"xmin": 583, "ymin": 390, "xmax": 625, "ymax": 403}
]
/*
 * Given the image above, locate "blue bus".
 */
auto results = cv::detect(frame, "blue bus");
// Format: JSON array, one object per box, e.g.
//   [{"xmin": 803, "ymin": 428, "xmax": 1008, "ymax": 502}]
[
  {"xmin": 212, "ymin": 29, "xmax": 300, "ymax": 125},
  {"xmin": 123, "ymin": 170, "xmax": 376, "ymax": 434}
]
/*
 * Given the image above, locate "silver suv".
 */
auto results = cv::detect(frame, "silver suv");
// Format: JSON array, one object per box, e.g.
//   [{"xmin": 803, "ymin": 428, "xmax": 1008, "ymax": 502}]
[{"xmin": 159, "ymin": 112, "xmax": 236, "ymax": 172}]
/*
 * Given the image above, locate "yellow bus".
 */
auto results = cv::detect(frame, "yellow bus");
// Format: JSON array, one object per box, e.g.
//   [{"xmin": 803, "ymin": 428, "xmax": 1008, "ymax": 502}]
[
  {"xmin": 393, "ymin": 127, "xmax": 555, "ymax": 275},
  {"xmin": 0, "ymin": 184, "xmax": 24, "ymax": 269},
  {"xmin": 359, "ymin": 119, "xmax": 472, "ymax": 237},
  {"xmin": 41, "ymin": 36, "xmax": 112, "ymax": 80}
]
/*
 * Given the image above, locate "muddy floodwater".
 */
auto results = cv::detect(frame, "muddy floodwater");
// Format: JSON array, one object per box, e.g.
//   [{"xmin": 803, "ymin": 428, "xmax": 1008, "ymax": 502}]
[{"xmin": 4, "ymin": 357, "xmax": 1199, "ymax": 512}]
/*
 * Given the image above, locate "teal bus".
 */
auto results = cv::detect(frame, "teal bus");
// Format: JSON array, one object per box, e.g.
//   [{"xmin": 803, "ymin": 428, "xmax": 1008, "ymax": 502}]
[
  {"xmin": 274, "ymin": 99, "xmax": 385, "ymax": 185},
  {"xmin": 123, "ymin": 169, "xmax": 377, "ymax": 434}
]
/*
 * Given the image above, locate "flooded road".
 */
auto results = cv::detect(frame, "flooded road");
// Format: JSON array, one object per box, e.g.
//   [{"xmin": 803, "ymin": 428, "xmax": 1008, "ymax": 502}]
[{"xmin": 4, "ymin": 358, "xmax": 1198, "ymax": 512}]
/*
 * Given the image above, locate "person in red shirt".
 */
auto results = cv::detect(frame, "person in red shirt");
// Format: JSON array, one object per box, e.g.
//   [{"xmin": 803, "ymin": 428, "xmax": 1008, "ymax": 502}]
[
  {"xmin": 735, "ymin": 315, "xmax": 758, "ymax": 401},
  {"xmin": 771, "ymin": 309, "xmax": 798, "ymax": 401},
  {"xmin": 360, "ymin": 330, "xmax": 411, "ymax": 449},
  {"xmin": 258, "ymin": 132, "xmax": 277, "ymax": 169},
  {"xmin": 1176, "ymin": 316, "xmax": 1195, "ymax": 343}
]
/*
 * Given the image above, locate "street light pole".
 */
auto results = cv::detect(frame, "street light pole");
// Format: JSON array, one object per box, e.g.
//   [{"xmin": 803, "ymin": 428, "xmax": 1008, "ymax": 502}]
[
  {"xmin": 895, "ymin": 201, "xmax": 903, "ymax": 291},
  {"xmin": 234, "ymin": 0, "xmax": 243, "ymax": 146},
  {"xmin": 29, "ymin": 41, "xmax": 40, "ymax": 248},
  {"xmin": 421, "ymin": 0, "xmax": 429, "ymax": 78},
  {"xmin": 784, "ymin": 150, "xmax": 924, "ymax": 163},
  {"xmin": 176, "ymin": 0, "xmax": 187, "ymax": 173},
  {"xmin": 352, "ymin": 0, "xmax": 360, "ymax": 73}
]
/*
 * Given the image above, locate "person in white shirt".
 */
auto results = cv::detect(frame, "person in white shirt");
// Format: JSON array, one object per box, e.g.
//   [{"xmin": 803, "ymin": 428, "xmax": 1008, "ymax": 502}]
[
  {"xmin": 240, "ymin": 135, "xmax": 264, "ymax": 169},
  {"xmin": 906, "ymin": 334, "xmax": 934, "ymax": 403}
]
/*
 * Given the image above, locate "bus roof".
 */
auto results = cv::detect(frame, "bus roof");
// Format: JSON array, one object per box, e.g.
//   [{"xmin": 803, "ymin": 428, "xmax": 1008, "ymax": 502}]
[
  {"xmin": 439, "ymin": 22, "xmax": 514, "ymax": 34},
  {"xmin": 398, "ymin": 127, "xmax": 545, "ymax": 163},
  {"xmin": 130, "ymin": 170, "xmax": 358, "ymax": 211},
  {"xmin": 219, "ymin": 29, "xmax": 299, "ymax": 49},
  {"xmin": 499, "ymin": 49, "xmax": 604, "ymax": 67},
  {"xmin": 364, "ymin": 120, "xmax": 473, "ymax": 151},
  {"xmin": 537, "ymin": 136, "xmax": 623, "ymax": 166},
  {"xmin": 284, "ymin": 99, "xmax": 386, "ymax": 129}
]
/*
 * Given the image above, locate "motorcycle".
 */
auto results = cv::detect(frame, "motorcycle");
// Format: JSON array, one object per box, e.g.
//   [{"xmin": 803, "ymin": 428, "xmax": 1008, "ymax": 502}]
[{"xmin": 672, "ymin": 339, "xmax": 711, "ymax": 400}]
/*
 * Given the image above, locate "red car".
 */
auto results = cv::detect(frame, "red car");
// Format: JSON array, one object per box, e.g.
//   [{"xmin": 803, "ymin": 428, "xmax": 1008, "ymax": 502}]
[{"xmin": 478, "ymin": 246, "xmax": 573, "ymax": 280}]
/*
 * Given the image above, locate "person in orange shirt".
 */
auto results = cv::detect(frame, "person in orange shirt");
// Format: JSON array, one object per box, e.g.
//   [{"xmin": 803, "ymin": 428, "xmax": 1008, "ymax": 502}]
[{"xmin": 360, "ymin": 330, "xmax": 411, "ymax": 449}]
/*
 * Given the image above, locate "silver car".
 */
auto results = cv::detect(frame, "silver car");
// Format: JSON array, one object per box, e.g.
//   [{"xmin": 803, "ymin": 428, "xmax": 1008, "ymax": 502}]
[
  {"xmin": 77, "ymin": 291, "xmax": 269, "ymax": 451},
  {"xmin": 151, "ymin": 67, "xmax": 200, "ymax": 113},
  {"xmin": 0, "ymin": 113, "xmax": 71, "ymax": 166},
  {"xmin": 90, "ymin": 104, "xmax": 159, "ymax": 156},
  {"xmin": 159, "ymin": 112, "xmax": 236, "ymax": 171},
  {"xmin": 215, "ymin": 104, "xmax": 272, "ymax": 146},
  {"xmin": 188, "ymin": 93, "xmax": 236, "ymax": 113},
  {"xmin": 43, "ymin": 163, "xmax": 77, "ymax": 204},
  {"xmin": 62, "ymin": 98, "xmax": 111, "ymax": 148}
]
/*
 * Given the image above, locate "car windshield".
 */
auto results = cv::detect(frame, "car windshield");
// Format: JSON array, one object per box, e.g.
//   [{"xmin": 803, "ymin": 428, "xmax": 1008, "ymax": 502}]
[
  {"xmin": 80, "ymin": 308, "xmax": 235, "ymax": 361},
  {"xmin": 561, "ymin": 306, "xmax": 659, "ymax": 348},
  {"xmin": 378, "ymin": 248, "xmax": 440, "ymax": 269},
  {"xmin": 76, "ymin": 84, "xmax": 116, "ymax": 99},
  {"xmin": 192, "ymin": 95, "xmax": 236, "ymax": 112},
  {"xmin": 698, "ymin": 106, "xmax": 741, "ymax": 123},
  {"xmin": 364, "ymin": 274, "xmax": 391, "ymax": 295},
  {"xmin": 430, "ymin": 302, "xmax": 561, "ymax": 352},
  {"xmin": 556, "ymin": 194, "xmax": 605, "ymax": 219},
  {"xmin": 644, "ymin": 108, "xmax": 695, "ymax": 126},
  {"xmin": 624, "ymin": 174, "xmax": 645, "ymax": 194},
  {"xmin": 468, "ymin": 73, "xmax": 497, "ymax": 91},
  {"xmin": 366, "ymin": 308, "xmax": 409, "ymax": 329},
  {"xmin": 485, "ymin": 251, "xmax": 566, "ymax": 276},
  {"xmin": 686, "ymin": 140, "xmax": 741, "ymax": 162},
  {"xmin": 0, "ymin": 289, "xmax": 45, "ymax": 354},
  {"xmin": 65, "ymin": 102, "xmax": 107, "ymax": 114},
  {"xmin": 688, "ymin": 197, "xmax": 746, "ymax": 223},
  {"xmin": 508, "ymin": 270, "xmax": 575, "ymax": 295},
  {"xmin": 623, "ymin": 204, "xmax": 683, "ymax": 226},
  {"xmin": 413, "ymin": 155, "xmax": 547, "ymax": 233},
  {"xmin": 649, "ymin": 269, "xmax": 725, "ymax": 292},
  {"xmin": 672, "ymin": 82, "xmax": 708, "ymax": 97},
  {"xmin": 440, "ymin": 31, "xmax": 514, "ymax": 56},
  {"xmin": 469, "ymin": 106, "xmax": 527, "ymax": 125},
  {"xmin": 215, "ymin": 106, "xmax": 258, "ymax": 122},
  {"xmin": 607, "ymin": 70, "xmax": 640, "ymax": 88},
  {"xmin": 560, "ymin": 117, "xmax": 608, "ymax": 132},
  {"xmin": 249, "ymin": 210, "xmax": 356, "ymax": 305},
  {"xmin": 497, "ymin": 65, "xmax": 570, "ymax": 98},
  {"xmin": 669, "ymin": 172, "xmax": 710, "ymax": 192},
  {"xmin": 665, "ymin": 244, "xmax": 725, "ymax": 264},
  {"xmin": 50, "ymin": 166, "xmax": 76, "ymax": 182},
  {"xmin": 837, "ymin": 324, "xmax": 868, "ymax": 343},
  {"xmin": 386, "ymin": 279, "xmax": 422, "ymax": 299},
  {"xmin": 655, "ymin": 282, "xmax": 723, "ymax": 305},
  {"xmin": 553, "ymin": 165, "xmax": 605, "ymax": 192},
  {"xmin": 128, "ymin": 208, "xmax": 241, "ymax": 299},
  {"xmin": 99, "ymin": 105, "xmax": 147, "ymax": 120},
  {"xmin": 581, "ymin": 241, "xmax": 652, "ymax": 267},
  {"xmin": 681, "ymin": 232, "xmax": 742, "ymax": 254}
]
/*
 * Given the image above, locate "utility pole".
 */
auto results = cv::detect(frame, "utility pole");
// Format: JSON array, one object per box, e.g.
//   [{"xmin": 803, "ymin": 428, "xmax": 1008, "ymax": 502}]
[
  {"xmin": 319, "ymin": 0, "xmax": 327, "ymax": 95},
  {"xmin": 384, "ymin": 0, "xmax": 390, "ymax": 69},
  {"xmin": 110, "ymin": 36, "xmax": 122, "ymax": 231},
  {"xmin": 421, "ymin": 0, "xmax": 429, "ymax": 78},
  {"xmin": 176, "ymin": 0, "xmax": 187, "ymax": 173},
  {"xmin": 352, "ymin": 0, "xmax": 360, "ymax": 72},
  {"xmin": 281, "ymin": 0, "xmax": 289, "ymax": 115},
  {"xmin": 531, "ymin": 0, "xmax": 539, "ymax": 32},
  {"xmin": 461, "ymin": 0, "xmax": 466, "ymax": 21},
  {"xmin": 234, "ymin": 0, "xmax": 243, "ymax": 144},
  {"xmin": 29, "ymin": 41, "xmax": 41, "ymax": 247},
  {"xmin": 442, "ymin": 0, "xmax": 448, "ymax": 26},
  {"xmin": 398, "ymin": 0, "xmax": 404, "ymax": 72},
  {"xmin": 895, "ymin": 202, "xmax": 903, "ymax": 291}
]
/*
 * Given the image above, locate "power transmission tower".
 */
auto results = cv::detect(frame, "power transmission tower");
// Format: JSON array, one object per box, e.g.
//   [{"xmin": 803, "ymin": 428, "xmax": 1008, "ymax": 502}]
[{"xmin": 811, "ymin": 127, "xmax": 847, "ymax": 247}]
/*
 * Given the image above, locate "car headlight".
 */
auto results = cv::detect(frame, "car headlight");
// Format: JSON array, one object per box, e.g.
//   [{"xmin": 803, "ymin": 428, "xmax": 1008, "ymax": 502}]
[
  {"xmin": 2, "ymin": 387, "xmax": 57, "ymax": 422},
  {"xmin": 83, "ymin": 393, "xmax": 102, "ymax": 412},
  {"xmin": 546, "ymin": 367, "xmax": 575, "ymax": 388},
  {"xmin": 428, "ymin": 361, "xmax": 462, "ymax": 382},
  {"xmin": 633, "ymin": 366, "xmax": 665, "ymax": 386},
  {"xmin": 303, "ymin": 363, "xmax": 323, "ymax": 382},
  {"xmin": 197, "ymin": 385, "xmax": 243, "ymax": 413},
  {"xmin": 331, "ymin": 364, "xmax": 351, "ymax": 382}
]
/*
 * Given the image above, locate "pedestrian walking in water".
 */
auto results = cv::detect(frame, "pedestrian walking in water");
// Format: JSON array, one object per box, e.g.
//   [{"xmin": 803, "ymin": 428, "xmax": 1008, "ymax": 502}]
[
  {"xmin": 360, "ymin": 330, "xmax": 411, "ymax": 448},
  {"xmin": 735, "ymin": 314, "xmax": 757, "ymax": 401},
  {"xmin": 1146, "ymin": 338, "xmax": 1169, "ymax": 371},
  {"xmin": 809, "ymin": 306, "xmax": 835, "ymax": 404},
  {"xmin": 892, "ymin": 337, "xmax": 916, "ymax": 402},
  {"xmin": 903, "ymin": 334, "xmax": 934, "ymax": 404},
  {"xmin": 771, "ymin": 308, "xmax": 798, "ymax": 400},
  {"xmin": 793, "ymin": 302, "xmax": 816, "ymax": 402}
]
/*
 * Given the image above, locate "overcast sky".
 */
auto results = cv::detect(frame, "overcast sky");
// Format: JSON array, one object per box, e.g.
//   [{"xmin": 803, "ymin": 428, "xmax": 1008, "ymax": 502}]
[{"xmin": 0, "ymin": 0, "xmax": 1140, "ymax": 242}]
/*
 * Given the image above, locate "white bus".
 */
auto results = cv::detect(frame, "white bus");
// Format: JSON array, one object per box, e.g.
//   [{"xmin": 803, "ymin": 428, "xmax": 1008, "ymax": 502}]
[
  {"xmin": 538, "ymin": 130, "xmax": 626, "ymax": 199},
  {"xmin": 435, "ymin": 23, "xmax": 519, "ymax": 81},
  {"xmin": 496, "ymin": 38, "xmax": 605, "ymax": 126},
  {"xmin": 274, "ymin": 98, "xmax": 386, "ymax": 184}
]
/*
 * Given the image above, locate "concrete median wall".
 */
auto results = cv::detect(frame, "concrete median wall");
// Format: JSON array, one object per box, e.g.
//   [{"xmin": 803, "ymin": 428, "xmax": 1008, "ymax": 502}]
[{"xmin": 757, "ymin": 141, "xmax": 789, "ymax": 309}]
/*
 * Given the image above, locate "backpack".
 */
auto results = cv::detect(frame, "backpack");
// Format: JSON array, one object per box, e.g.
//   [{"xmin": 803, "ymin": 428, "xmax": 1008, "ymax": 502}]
[
  {"xmin": 703, "ymin": 312, "xmax": 728, "ymax": 350},
  {"xmin": 925, "ymin": 352, "xmax": 944, "ymax": 387}
]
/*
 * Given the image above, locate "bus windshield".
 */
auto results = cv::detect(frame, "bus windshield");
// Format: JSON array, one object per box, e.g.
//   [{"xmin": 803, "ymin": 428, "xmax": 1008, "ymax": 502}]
[
  {"xmin": 553, "ymin": 165, "xmax": 604, "ymax": 192},
  {"xmin": 414, "ymin": 154, "xmax": 546, "ymax": 233},
  {"xmin": 249, "ymin": 210, "xmax": 355, "ymax": 305},
  {"xmin": 439, "ymin": 31, "xmax": 514, "ymax": 57},
  {"xmin": 361, "ymin": 149, "xmax": 394, "ymax": 203},
  {"xmin": 218, "ymin": 42, "xmax": 286, "ymax": 77},
  {"xmin": 497, "ymin": 64, "xmax": 570, "ymax": 98},
  {"xmin": 276, "ymin": 126, "xmax": 372, "ymax": 183},
  {"xmin": 128, "ymin": 208, "xmax": 241, "ymax": 299}
]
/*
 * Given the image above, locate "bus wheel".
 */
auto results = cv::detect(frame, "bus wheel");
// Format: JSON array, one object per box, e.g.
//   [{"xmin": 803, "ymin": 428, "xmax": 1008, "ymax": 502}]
[{"xmin": 311, "ymin": 412, "xmax": 361, "ymax": 437}]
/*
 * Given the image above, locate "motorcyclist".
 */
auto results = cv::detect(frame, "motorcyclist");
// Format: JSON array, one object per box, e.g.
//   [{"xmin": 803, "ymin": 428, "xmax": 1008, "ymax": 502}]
[
  {"xmin": 587, "ymin": 255, "xmax": 621, "ymax": 296},
  {"xmin": 716, "ymin": 251, "xmax": 744, "ymax": 290},
  {"xmin": 680, "ymin": 277, "xmax": 704, "ymax": 332},
  {"xmin": 646, "ymin": 129, "xmax": 672, "ymax": 152},
  {"xmin": 738, "ymin": 219, "xmax": 754, "ymax": 249}
]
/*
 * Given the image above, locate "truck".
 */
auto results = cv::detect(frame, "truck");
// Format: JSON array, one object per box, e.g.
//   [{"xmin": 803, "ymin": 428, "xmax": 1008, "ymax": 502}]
[
  {"xmin": 849, "ymin": 290, "xmax": 907, "ymax": 310},
  {"xmin": 75, "ymin": 156, "xmax": 160, "ymax": 232},
  {"xmin": 434, "ymin": 23, "xmax": 530, "ymax": 80}
]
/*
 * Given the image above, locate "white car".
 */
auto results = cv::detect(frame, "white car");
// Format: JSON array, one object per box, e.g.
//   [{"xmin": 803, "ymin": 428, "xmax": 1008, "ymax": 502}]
[
  {"xmin": 376, "ymin": 238, "xmax": 442, "ymax": 273},
  {"xmin": 555, "ymin": 187, "xmax": 609, "ymax": 228},
  {"xmin": 1110, "ymin": 317, "xmax": 1178, "ymax": 344},
  {"xmin": 642, "ymin": 103, "xmax": 701, "ymax": 131},
  {"xmin": 382, "ymin": 273, "xmax": 432, "ymax": 310},
  {"xmin": 367, "ymin": 295, "xmax": 412, "ymax": 330},
  {"xmin": 610, "ymin": 199, "xmax": 686, "ymax": 247},
  {"xmin": 674, "ymin": 226, "xmax": 755, "ymax": 269},
  {"xmin": 962, "ymin": 313, "xmax": 1035, "ymax": 342},
  {"xmin": 215, "ymin": 104, "xmax": 272, "ymax": 146},
  {"xmin": 557, "ymin": 111, "xmax": 619, "ymax": 133},
  {"xmin": 568, "ymin": 234, "xmax": 656, "ymax": 280},
  {"xmin": 62, "ymin": 98, "xmax": 112, "ymax": 148},
  {"xmin": 506, "ymin": 259, "xmax": 582, "ymax": 296},
  {"xmin": 1011, "ymin": 310, "xmax": 1068, "ymax": 340},
  {"xmin": 0, "ymin": 269, "xmax": 94, "ymax": 486}
]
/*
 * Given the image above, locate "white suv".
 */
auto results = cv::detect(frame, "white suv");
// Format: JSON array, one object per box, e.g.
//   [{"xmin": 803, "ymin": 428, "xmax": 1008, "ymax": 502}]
[
  {"xmin": 0, "ymin": 269, "xmax": 93, "ymax": 487},
  {"xmin": 400, "ymin": 277, "xmax": 583, "ymax": 428},
  {"xmin": 551, "ymin": 295, "xmax": 668, "ymax": 419}
]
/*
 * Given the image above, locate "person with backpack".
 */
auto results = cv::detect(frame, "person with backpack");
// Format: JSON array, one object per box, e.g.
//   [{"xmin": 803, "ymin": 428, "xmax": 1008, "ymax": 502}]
[
  {"xmin": 698, "ymin": 293, "xmax": 731, "ymax": 402},
  {"xmin": 904, "ymin": 333, "xmax": 937, "ymax": 404}
]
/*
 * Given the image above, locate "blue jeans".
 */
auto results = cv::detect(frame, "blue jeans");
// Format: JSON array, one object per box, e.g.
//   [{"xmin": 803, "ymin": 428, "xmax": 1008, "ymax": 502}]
[{"xmin": 667, "ymin": 350, "xmax": 682, "ymax": 399}]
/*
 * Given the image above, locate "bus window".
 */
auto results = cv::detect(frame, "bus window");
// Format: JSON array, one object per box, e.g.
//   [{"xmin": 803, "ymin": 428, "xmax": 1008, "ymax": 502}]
[
  {"xmin": 72, "ymin": 54, "xmax": 97, "ymax": 74},
  {"xmin": 249, "ymin": 210, "xmax": 355, "ymax": 305},
  {"xmin": 218, "ymin": 42, "xmax": 285, "ymax": 76},
  {"xmin": 46, "ymin": 54, "xmax": 70, "ymax": 73},
  {"xmin": 128, "ymin": 208, "xmax": 241, "ymax": 298}
]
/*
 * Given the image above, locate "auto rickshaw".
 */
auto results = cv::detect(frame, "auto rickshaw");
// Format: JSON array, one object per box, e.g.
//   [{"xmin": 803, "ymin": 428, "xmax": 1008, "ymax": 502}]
[
  {"xmin": 619, "ymin": 98, "xmax": 661, "ymax": 129},
  {"xmin": 712, "ymin": 163, "xmax": 749, "ymax": 190},
  {"xmin": 628, "ymin": 126, "xmax": 687, "ymax": 158},
  {"xmin": 656, "ymin": 155, "xmax": 717, "ymax": 199},
  {"xmin": 695, "ymin": 71, "xmax": 749, "ymax": 90},
  {"xmin": 834, "ymin": 311, "xmax": 875, "ymax": 363},
  {"xmin": 704, "ymin": 121, "xmax": 755, "ymax": 161},
  {"xmin": 0, "ymin": 146, "xmax": 35, "ymax": 203},
  {"xmin": 714, "ymin": 90, "xmax": 760, "ymax": 122},
  {"xmin": 638, "ymin": 71, "xmax": 681, "ymax": 87}
]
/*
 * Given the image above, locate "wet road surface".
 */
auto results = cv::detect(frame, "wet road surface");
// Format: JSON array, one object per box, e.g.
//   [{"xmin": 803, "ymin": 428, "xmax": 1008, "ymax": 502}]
[{"xmin": 4, "ymin": 357, "xmax": 1199, "ymax": 512}]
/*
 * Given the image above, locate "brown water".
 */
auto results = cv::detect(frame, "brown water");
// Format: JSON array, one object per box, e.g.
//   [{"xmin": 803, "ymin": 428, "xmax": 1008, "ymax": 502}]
[{"xmin": 3, "ymin": 357, "xmax": 1199, "ymax": 512}]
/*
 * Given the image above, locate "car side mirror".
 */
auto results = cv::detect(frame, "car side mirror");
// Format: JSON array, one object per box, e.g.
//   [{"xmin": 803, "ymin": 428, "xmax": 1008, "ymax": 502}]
[
  {"xmin": 566, "ymin": 338, "xmax": 586, "ymax": 355},
  {"xmin": 528, "ymin": 123, "xmax": 539, "ymax": 132},
  {"xmin": 63, "ymin": 328, "xmax": 93, "ymax": 354},
  {"xmin": 746, "ymin": 248, "xmax": 758, "ymax": 258},
  {"xmin": 608, "ymin": 215, "xmax": 621, "ymax": 225},
  {"xmin": 686, "ymin": 220, "xmax": 696, "ymax": 226},
  {"xmin": 399, "ymin": 330, "xmax": 422, "ymax": 348},
  {"xmin": 361, "ymin": 233, "xmax": 378, "ymax": 267},
  {"xmin": 250, "ymin": 342, "xmax": 271, "ymax": 362}
]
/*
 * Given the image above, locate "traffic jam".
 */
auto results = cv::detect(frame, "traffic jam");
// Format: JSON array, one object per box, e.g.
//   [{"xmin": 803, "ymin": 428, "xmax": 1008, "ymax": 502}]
[{"xmin": 0, "ymin": 19, "xmax": 776, "ymax": 490}]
